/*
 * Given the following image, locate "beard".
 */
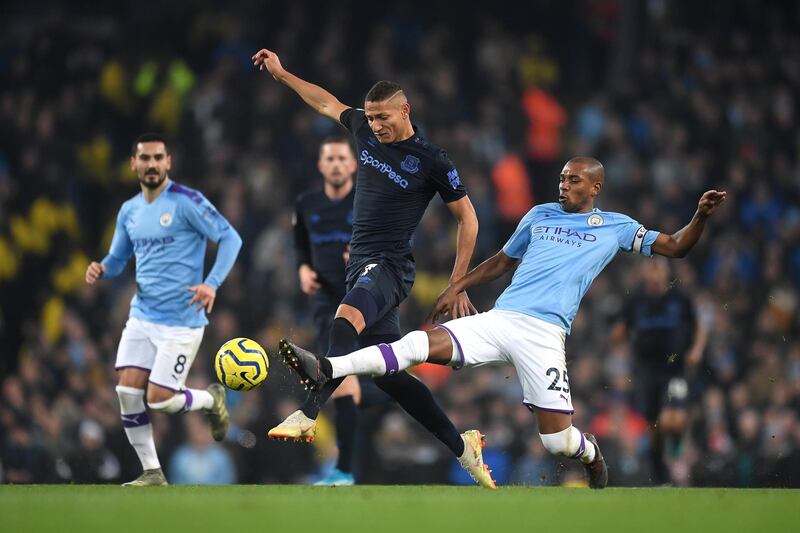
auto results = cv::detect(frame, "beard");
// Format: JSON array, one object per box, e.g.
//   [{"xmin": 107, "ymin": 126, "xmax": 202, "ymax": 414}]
[
  {"xmin": 325, "ymin": 174, "xmax": 349, "ymax": 188},
  {"xmin": 139, "ymin": 172, "xmax": 166, "ymax": 190}
]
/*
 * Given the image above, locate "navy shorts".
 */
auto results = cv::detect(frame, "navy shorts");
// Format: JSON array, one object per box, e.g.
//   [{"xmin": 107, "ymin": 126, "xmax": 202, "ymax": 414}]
[{"xmin": 345, "ymin": 253, "xmax": 415, "ymax": 338}]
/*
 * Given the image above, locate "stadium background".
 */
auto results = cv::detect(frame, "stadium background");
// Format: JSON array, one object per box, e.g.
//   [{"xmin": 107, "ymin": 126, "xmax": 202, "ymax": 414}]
[{"xmin": 1, "ymin": 0, "xmax": 798, "ymax": 488}]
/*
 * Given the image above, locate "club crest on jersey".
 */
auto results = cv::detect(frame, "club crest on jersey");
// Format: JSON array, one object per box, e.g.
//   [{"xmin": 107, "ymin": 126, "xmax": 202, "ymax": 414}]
[
  {"xmin": 587, "ymin": 214, "xmax": 604, "ymax": 226},
  {"xmin": 400, "ymin": 155, "xmax": 420, "ymax": 174},
  {"xmin": 159, "ymin": 212, "xmax": 173, "ymax": 227}
]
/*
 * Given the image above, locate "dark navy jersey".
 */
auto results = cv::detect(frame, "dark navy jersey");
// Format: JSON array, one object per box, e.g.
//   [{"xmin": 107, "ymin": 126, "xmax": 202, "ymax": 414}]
[
  {"xmin": 623, "ymin": 290, "xmax": 696, "ymax": 374},
  {"xmin": 339, "ymin": 108, "xmax": 467, "ymax": 258},
  {"xmin": 294, "ymin": 188, "xmax": 354, "ymax": 296}
]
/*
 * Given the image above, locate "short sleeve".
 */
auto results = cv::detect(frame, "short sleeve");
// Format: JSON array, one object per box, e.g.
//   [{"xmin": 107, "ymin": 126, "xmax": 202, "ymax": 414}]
[
  {"xmin": 616, "ymin": 214, "xmax": 660, "ymax": 257},
  {"xmin": 181, "ymin": 192, "xmax": 232, "ymax": 243},
  {"xmin": 339, "ymin": 107, "xmax": 365, "ymax": 133},
  {"xmin": 429, "ymin": 150, "xmax": 467, "ymax": 203},
  {"xmin": 502, "ymin": 208, "xmax": 537, "ymax": 259}
]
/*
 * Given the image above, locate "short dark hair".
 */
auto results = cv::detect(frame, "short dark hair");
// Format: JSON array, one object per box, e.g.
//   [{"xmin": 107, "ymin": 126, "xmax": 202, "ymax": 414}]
[
  {"xmin": 319, "ymin": 136, "xmax": 355, "ymax": 156},
  {"xmin": 365, "ymin": 80, "xmax": 404, "ymax": 102},
  {"xmin": 131, "ymin": 133, "xmax": 169, "ymax": 156}
]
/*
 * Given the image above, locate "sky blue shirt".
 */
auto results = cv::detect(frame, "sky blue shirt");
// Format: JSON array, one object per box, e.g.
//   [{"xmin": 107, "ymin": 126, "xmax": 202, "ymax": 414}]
[
  {"xmin": 101, "ymin": 181, "xmax": 242, "ymax": 328},
  {"xmin": 495, "ymin": 202, "xmax": 660, "ymax": 333}
]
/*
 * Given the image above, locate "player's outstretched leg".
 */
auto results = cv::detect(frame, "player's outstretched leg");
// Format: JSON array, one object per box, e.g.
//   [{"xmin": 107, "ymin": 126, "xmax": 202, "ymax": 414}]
[{"xmin": 205, "ymin": 383, "xmax": 230, "ymax": 442}]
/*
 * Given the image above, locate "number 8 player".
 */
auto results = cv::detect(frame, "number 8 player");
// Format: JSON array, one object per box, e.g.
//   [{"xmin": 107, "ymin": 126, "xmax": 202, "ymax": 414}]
[{"xmin": 85, "ymin": 133, "xmax": 243, "ymax": 486}]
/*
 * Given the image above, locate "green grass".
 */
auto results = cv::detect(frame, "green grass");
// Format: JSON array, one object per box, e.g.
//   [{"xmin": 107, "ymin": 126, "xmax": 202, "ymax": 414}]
[{"xmin": 1, "ymin": 485, "xmax": 796, "ymax": 533}]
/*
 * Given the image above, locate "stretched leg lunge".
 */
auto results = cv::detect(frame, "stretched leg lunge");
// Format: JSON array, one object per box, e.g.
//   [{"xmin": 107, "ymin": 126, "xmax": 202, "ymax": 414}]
[
  {"xmin": 279, "ymin": 328, "xmax": 496, "ymax": 488},
  {"xmin": 281, "ymin": 318, "xmax": 607, "ymax": 489}
]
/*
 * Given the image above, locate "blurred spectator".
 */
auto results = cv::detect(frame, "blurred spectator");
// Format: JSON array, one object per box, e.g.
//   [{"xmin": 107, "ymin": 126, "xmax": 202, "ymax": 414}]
[
  {"xmin": 66, "ymin": 418, "xmax": 121, "ymax": 483},
  {"xmin": 169, "ymin": 413, "xmax": 236, "ymax": 485}
]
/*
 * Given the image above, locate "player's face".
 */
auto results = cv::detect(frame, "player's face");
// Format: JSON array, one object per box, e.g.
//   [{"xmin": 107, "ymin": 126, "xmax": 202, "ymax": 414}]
[
  {"xmin": 318, "ymin": 142, "xmax": 356, "ymax": 187},
  {"xmin": 364, "ymin": 99, "xmax": 410, "ymax": 144},
  {"xmin": 558, "ymin": 163, "xmax": 601, "ymax": 213},
  {"xmin": 642, "ymin": 260, "xmax": 669, "ymax": 292},
  {"xmin": 131, "ymin": 142, "xmax": 171, "ymax": 190}
]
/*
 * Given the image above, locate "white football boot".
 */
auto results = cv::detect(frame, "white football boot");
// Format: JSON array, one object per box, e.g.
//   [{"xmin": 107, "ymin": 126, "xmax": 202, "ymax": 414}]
[{"xmin": 267, "ymin": 409, "xmax": 317, "ymax": 443}]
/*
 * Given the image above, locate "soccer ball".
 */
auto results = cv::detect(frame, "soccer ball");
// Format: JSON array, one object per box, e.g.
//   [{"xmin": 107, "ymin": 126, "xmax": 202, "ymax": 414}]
[{"xmin": 214, "ymin": 337, "xmax": 269, "ymax": 391}]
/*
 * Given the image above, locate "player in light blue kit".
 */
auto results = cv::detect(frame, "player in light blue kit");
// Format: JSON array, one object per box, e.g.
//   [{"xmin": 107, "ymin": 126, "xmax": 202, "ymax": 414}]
[
  {"xmin": 85, "ymin": 133, "xmax": 242, "ymax": 486},
  {"xmin": 279, "ymin": 157, "xmax": 726, "ymax": 488}
]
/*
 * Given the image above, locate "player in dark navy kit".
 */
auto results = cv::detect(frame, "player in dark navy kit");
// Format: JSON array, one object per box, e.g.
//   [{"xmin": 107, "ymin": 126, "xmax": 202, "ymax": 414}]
[
  {"xmin": 253, "ymin": 48, "xmax": 495, "ymax": 487},
  {"xmin": 294, "ymin": 137, "xmax": 356, "ymax": 356},
  {"xmin": 611, "ymin": 257, "xmax": 707, "ymax": 484},
  {"xmin": 293, "ymin": 136, "xmax": 369, "ymax": 485}
]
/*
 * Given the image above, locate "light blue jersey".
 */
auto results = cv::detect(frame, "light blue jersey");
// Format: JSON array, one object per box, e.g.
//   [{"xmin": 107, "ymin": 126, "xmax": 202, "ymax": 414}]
[
  {"xmin": 101, "ymin": 181, "xmax": 242, "ymax": 328},
  {"xmin": 495, "ymin": 202, "xmax": 659, "ymax": 333}
]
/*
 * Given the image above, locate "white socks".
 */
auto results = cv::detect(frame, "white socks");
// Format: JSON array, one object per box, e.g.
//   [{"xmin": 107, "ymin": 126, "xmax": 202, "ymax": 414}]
[
  {"xmin": 330, "ymin": 330, "xmax": 430, "ymax": 378},
  {"xmin": 539, "ymin": 426, "xmax": 596, "ymax": 464},
  {"xmin": 116, "ymin": 386, "xmax": 160, "ymax": 470},
  {"xmin": 148, "ymin": 388, "xmax": 214, "ymax": 413},
  {"xmin": 117, "ymin": 385, "xmax": 215, "ymax": 471}
]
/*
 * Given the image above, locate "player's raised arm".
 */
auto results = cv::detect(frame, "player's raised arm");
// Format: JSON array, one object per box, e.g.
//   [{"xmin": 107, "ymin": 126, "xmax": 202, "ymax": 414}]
[
  {"xmin": 651, "ymin": 190, "xmax": 727, "ymax": 258},
  {"xmin": 252, "ymin": 48, "xmax": 349, "ymax": 123}
]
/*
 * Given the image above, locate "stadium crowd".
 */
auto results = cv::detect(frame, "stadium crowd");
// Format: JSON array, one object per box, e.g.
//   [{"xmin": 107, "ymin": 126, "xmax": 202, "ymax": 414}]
[{"xmin": 1, "ymin": 1, "xmax": 799, "ymax": 487}]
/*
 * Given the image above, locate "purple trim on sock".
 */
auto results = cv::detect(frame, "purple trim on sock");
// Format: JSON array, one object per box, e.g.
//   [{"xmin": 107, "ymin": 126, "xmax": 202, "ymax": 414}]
[
  {"xmin": 115, "ymin": 365, "xmax": 152, "ymax": 372},
  {"xmin": 435, "ymin": 324, "xmax": 464, "ymax": 370},
  {"xmin": 523, "ymin": 402, "xmax": 575, "ymax": 415},
  {"xmin": 121, "ymin": 411, "xmax": 151, "ymax": 428},
  {"xmin": 570, "ymin": 432, "xmax": 586, "ymax": 459},
  {"xmin": 148, "ymin": 379, "xmax": 181, "ymax": 393},
  {"xmin": 181, "ymin": 389, "xmax": 193, "ymax": 413},
  {"xmin": 377, "ymin": 343, "xmax": 399, "ymax": 376}
]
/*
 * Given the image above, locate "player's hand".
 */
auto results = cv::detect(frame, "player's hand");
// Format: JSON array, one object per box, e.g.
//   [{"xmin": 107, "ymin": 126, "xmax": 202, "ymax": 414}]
[
  {"xmin": 188, "ymin": 284, "xmax": 217, "ymax": 313},
  {"xmin": 428, "ymin": 285, "xmax": 476, "ymax": 324},
  {"xmin": 697, "ymin": 190, "xmax": 726, "ymax": 217},
  {"xmin": 85, "ymin": 261, "xmax": 106, "ymax": 284},
  {"xmin": 450, "ymin": 291, "xmax": 477, "ymax": 319},
  {"xmin": 252, "ymin": 48, "xmax": 285, "ymax": 81},
  {"xmin": 685, "ymin": 346, "xmax": 703, "ymax": 369},
  {"xmin": 299, "ymin": 265, "xmax": 321, "ymax": 295}
]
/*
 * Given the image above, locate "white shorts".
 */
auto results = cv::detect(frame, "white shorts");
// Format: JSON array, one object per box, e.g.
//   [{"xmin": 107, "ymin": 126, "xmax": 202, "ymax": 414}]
[
  {"xmin": 436, "ymin": 309, "xmax": 573, "ymax": 413},
  {"xmin": 115, "ymin": 317, "xmax": 205, "ymax": 391}
]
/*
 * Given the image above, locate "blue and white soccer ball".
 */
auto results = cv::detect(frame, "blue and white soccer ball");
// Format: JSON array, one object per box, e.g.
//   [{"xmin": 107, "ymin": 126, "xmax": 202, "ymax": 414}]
[{"xmin": 214, "ymin": 337, "xmax": 269, "ymax": 391}]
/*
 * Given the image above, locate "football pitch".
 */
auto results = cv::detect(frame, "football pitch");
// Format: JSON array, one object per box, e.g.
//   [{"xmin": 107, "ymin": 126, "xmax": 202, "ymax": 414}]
[{"xmin": 1, "ymin": 485, "xmax": 795, "ymax": 533}]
